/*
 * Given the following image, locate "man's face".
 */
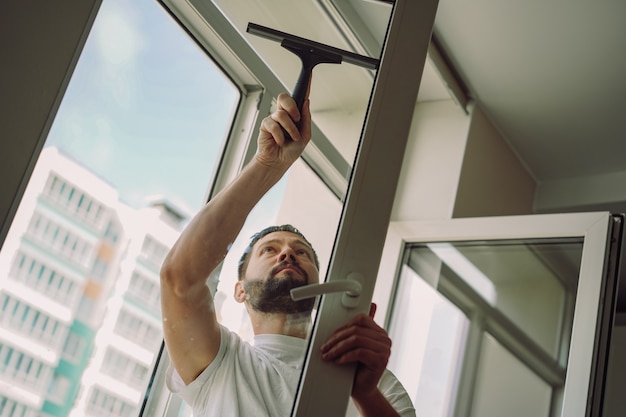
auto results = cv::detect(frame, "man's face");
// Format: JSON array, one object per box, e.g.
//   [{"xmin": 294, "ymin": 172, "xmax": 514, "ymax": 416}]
[{"xmin": 241, "ymin": 231, "xmax": 319, "ymax": 314}]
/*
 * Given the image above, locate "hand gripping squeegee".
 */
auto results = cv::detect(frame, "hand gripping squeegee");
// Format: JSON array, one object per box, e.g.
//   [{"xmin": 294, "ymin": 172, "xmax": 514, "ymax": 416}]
[{"xmin": 246, "ymin": 22, "xmax": 380, "ymax": 116}]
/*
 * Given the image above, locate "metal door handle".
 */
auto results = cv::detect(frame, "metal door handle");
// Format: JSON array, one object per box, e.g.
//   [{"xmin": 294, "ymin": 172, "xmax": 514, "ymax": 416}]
[{"xmin": 290, "ymin": 273, "xmax": 363, "ymax": 309}]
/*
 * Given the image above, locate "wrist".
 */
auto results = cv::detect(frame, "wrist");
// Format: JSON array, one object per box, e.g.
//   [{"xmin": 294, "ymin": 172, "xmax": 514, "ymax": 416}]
[
  {"xmin": 252, "ymin": 153, "xmax": 291, "ymax": 175},
  {"xmin": 352, "ymin": 388, "xmax": 399, "ymax": 417}
]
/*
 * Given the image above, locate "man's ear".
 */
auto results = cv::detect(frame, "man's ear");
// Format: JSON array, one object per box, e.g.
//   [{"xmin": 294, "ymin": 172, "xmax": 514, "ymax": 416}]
[{"xmin": 234, "ymin": 281, "xmax": 247, "ymax": 304}]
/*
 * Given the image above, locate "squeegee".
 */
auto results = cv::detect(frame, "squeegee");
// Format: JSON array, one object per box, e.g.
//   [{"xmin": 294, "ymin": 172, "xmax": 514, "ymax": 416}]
[{"xmin": 246, "ymin": 22, "xmax": 380, "ymax": 113}]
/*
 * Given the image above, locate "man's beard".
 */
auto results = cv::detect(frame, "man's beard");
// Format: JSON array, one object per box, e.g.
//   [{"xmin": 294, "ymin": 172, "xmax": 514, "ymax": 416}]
[{"xmin": 243, "ymin": 262, "xmax": 316, "ymax": 314}]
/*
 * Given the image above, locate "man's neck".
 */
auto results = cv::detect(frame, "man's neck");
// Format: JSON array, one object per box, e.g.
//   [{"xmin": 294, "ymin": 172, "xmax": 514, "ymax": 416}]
[{"xmin": 250, "ymin": 311, "xmax": 312, "ymax": 339}]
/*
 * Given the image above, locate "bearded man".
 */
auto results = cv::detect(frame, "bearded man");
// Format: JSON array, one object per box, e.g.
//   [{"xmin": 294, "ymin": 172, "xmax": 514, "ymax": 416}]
[{"xmin": 160, "ymin": 93, "xmax": 415, "ymax": 417}]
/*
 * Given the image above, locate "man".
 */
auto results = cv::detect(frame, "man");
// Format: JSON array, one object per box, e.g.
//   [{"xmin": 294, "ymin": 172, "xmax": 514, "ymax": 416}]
[{"xmin": 160, "ymin": 92, "xmax": 415, "ymax": 416}]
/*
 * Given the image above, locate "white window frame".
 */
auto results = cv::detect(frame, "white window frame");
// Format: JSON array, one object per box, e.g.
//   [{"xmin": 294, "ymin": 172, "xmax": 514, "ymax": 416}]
[
  {"xmin": 2, "ymin": 0, "xmax": 438, "ymax": 415},
  {"xmin": 374, "ymin": 212, "xmax": 620, "ymax": 417}
]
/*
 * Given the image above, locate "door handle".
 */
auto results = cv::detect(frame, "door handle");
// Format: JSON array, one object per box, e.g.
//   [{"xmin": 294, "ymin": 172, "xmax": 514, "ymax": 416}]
[{"xmin": 290, "ymin": 273, "xmax": 363, "ymax": 309}]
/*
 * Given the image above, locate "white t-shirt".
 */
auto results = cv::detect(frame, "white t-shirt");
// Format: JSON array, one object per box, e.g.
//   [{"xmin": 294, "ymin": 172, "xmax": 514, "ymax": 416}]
[{"xmin": 167, "ymin": 325, "xmax": 416, "ymax": 417}]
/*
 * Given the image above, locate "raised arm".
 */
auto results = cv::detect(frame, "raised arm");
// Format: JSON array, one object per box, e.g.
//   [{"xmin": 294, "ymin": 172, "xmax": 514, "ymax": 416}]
[{"xmin": 160, "ymin": 94, "xmax": 312, "ymax": 384}]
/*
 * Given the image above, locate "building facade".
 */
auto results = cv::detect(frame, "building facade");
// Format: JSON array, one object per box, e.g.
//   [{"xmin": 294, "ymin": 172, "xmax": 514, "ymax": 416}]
[{"xmin": 0, "ymin": 147, "xmax": 182, "ymax": 417}]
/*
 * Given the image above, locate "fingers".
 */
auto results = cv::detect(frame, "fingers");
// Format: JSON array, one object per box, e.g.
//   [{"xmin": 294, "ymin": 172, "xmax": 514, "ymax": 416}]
[
  {"xmin": 320, "ymin": 314, "xmax": 391, "ymax": 367},
  {"xmin": 277, "ymin": 92, "xmax": 300, "ymax": 122},
  {"xmin": 260, "ymin": 94, "xmax": 309, "ymax": 143},
  {"xmin": 369, "ymin": 302, "xmax": 377, "ymax": 319}
]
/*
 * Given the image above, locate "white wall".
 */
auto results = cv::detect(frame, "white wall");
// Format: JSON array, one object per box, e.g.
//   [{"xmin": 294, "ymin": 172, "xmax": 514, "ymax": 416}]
[
  {"xmin": 453, "ymin": 105, "xmax": 536, "ymax": 218},
  {"xmin": 392, "ymin": 99, "xmax": 470, "ymax": 222}
]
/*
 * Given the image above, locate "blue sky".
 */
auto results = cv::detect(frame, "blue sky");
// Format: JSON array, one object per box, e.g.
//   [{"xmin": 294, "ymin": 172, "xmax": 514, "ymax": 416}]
[{"xmin": 45, "ymin": 0, "xmax": 239, "ymax": 214}]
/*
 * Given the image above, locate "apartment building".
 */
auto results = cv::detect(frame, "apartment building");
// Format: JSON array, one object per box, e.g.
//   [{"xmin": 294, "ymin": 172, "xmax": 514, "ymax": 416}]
[{"xmin": 0, "ymin": 147, "xmax": 182, "ymax": 417}]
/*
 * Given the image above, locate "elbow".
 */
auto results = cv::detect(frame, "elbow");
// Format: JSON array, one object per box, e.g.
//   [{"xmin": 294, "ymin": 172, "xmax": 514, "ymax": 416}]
[
  {"xmin": 160, "ymin": 252, "xmax": 191, "ymax": 299},
  {"xmin": 160, "ymin": 249, "xmax": 213, "ymax": 302}
]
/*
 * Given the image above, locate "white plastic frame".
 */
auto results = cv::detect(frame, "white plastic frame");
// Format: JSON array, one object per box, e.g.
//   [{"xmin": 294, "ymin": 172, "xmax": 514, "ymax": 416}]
[{"xmin": 373, "ymin": 211, "xmax": 616, "ymax": 417}]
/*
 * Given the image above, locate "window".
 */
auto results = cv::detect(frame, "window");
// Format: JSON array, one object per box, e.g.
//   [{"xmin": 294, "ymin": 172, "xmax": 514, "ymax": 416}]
[
  {"xmin": 42, "ymin": 173, "xmax": 109, "ymax": 229},
  {"xmin": 8, "ymin": 251, "xmax": 80, "ymax": 306},
  {"xmin": 0, "ymin": 0, "xmax": 239, "ymax": 415},
  {"xmin": 379, "ymin": 214, "xmax": 617, "ymax": 417},
  {"xmin": 87, "ymin": 387, "xmax": 134, "ymax": 417},
  {"xmin": 0, "ymin": 293, "xmax": 67, "ymax": 349},
  {"xmin": 62, "ymin": 333, "xmax": 87, "ymax": 364},
  {"xmin": 0, "ymin": 343, "xmax": 51, "ymax": 392},
  {"xmin": 101, "ymin": 347, "xmax": 149, "ymax": 387},
  {"xmin": 47, "ymin": 374, "xmax": 72, "ymax": 405},
  {"xmin": 114, "ymin": 308, "xmax": 162, "ymax": 351},
  {"xmin": 4, "ymin": 0, "xmax": 438, "ymax": 409},
  {"xmin": 388, "ymin": 239, "xmax": 580, "ymax": 416},
  {"xmin": 26, "ymin": 211, "xmax": 95, "ymax": 268},
  {"xmin": 139, "ymin": 236, "xmax": 169, "ymax": 270},
  {"xmin": 127, "ymin": 270, "xmax": 160, "ymax": 313},
  {"xmin": 0, "ymin": 397, "xmax": 39, "ymax": 417}
]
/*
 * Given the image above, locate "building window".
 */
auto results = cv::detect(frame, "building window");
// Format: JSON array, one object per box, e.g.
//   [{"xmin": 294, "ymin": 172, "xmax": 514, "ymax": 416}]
[
  {"xmin": 0, "ymin": 293, "xmax": 66, "ymax": 349},
  {"xmin": 62, "ymin": 333, "xmax": 87, "ymax": 364},
  {"xmin": 140, "ymin": 236, "xmax": 170, "ymax": 269},
  {"xmin": 47, "ymin": 373, "xmax": 72, "ymax": 405},
  {"xmin": 0, "ymin": 397, "xmax": 39, "ymax": 417},
  {"xmin": 114, "ymin": 308, "xmax": 162, "ymax": 351},
  {"xmin": 127, "ymin": 270, "xmax": 160, "ymax": 313},
  {"xmin": 8, "ymin": 251, "xmax": 80, "ymax": 306},
  {"xmin": 87, "ymin": 387, "xmax": 135, "ymax": 417},
  {"xmin": 101, "ymin": 347, "xmax": 149, "ymax": 387},
  {"xmin": 42, "ymin": 173, "xmax": 109, "ymax": 230},
  {"xmin": 0, "ymin": 343, "xmax": 51, "ymax": 392},
  {"xmin": 26, "ymin": 211, "xmax": 94, "ymax": 268}
]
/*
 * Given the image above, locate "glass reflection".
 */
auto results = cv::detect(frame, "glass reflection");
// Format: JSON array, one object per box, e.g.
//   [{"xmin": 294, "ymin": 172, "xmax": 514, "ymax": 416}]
[
  {"xmin": 389, "ymin": 238, "xmax": 584, "ymax": 417},
  {"xmin": 151, "ymin": 0, "xmax": 403, "ymax": 415},
  {"xmin": 214, "ymin": 0, "xmax": 389, "ymax": 163}
]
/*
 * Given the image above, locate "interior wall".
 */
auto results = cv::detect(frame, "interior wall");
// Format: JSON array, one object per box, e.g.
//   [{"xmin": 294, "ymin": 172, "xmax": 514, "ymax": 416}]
[
  {"xmin": 0, "ymin": 0, "xmax": 101, "ymax": 249},
  {"xmin": 452, "ymin": 105, "xmax": 536, "ymax": 218},
  {"xmin": 391, "ymin": 99, "xmax": 470, "ymax": 222},
  {"xmin": 602, "ymin": 325, "xmax": 626, "ymax": 416}
]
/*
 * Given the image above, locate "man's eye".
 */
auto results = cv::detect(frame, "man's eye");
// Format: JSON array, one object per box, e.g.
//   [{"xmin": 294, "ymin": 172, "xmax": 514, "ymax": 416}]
[{"xmin": 262, "ymin": 247, "xmax": 275, "ymax": 253}]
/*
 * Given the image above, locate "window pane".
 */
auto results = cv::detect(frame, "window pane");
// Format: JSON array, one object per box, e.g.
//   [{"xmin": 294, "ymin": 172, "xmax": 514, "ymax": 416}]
[
  {"xmin": 471, "ymin": 333, "xmax": 552, "ymax": 417},
  {"xmin": 394, "ymin": 237, "xmax": 585, "ymax": 417},
  {"xmin": 408, "ymin": 239, "xmax": 582, "ymax": 359},
  {"xmin": 0, "ymin": 0, "xmax": 238, "ymax": 416},
  {"xmin": 174, "ymin": 158, "xmax": 343, "ymax": 416},
  {"xmin": 388, "ymin": 265, "xmax": 468, "ymax": 417},
  {"xmin": 216, "ymin": 159, "xmax": 343, "ymax": 340}
]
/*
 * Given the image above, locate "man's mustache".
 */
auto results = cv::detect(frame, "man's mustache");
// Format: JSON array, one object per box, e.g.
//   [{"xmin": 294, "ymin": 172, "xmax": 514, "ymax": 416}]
[{"xmin": 270, "ymin": 260, "xmax": 307, "ymax": 280}]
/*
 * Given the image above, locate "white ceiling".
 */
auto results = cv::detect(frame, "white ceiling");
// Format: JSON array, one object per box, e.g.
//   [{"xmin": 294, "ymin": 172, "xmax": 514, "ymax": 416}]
[
  {"xmin": 434, "ymin": 0, "xmax": 626, "ymax": 184},
  {"xmin": 347, "ymin": 0, "xmax": 626, "ymax": 213},
  {"xmin": 211, "ymin": 0, "xmax": 626, "ymax": 309},
  {"xmin": 222, "ymin": 0, "xmax": 626, "ymax": 213}
]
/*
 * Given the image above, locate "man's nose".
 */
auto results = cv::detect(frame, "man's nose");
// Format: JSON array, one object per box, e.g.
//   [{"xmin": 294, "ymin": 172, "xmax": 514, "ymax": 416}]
[{"xmin": 279, "ymin": 247, "xmax": 296, "ymax": 262}]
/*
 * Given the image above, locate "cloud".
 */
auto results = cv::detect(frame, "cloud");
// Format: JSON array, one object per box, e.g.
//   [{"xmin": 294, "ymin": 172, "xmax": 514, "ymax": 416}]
[
  {"xmin": 93, "ymin": 0, "xmax": 145, "ymax": 107},
  {"xmin": 95, "ymin": 1, "xmax": 143, "ymax": 70}
]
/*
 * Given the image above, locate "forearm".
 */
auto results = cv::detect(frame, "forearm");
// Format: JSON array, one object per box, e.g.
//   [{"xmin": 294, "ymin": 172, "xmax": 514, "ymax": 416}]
[
  {"xmin": 352, "ymin": 389, "xmax": 400, "ymax": 417},
  {"xmin": 161, "ymin": 157, "xmax": 287, "ymax": 294}
]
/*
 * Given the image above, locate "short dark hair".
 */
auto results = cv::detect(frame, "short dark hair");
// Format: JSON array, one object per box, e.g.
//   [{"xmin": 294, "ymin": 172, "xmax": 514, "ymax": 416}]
[{"xmin": 237, "ymin": 224, "xmax": 320, "ymax": 280}]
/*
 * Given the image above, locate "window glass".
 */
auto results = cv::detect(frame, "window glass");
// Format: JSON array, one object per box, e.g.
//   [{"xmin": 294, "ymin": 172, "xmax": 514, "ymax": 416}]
[
  {"xmin": 0, "ymin": 1, "xmax": 238, "ymax": 416},
  {"xmin": 388, "ymin": 265, "xmax": 468, "ymax": 417},
  {"xmin": 389, "ymin": 238, "xmax": 584, "ymax": 417},
  {"xmin": 151, "ymin": 0, "xmax": 392, "ymax": 414},
  {"xmin": 471, "ymin": 333, "xmax": 552, "ymax": 417},
  {"xmin": 215, "ymin": 159, "xmax": 343, "ymax": 341}
]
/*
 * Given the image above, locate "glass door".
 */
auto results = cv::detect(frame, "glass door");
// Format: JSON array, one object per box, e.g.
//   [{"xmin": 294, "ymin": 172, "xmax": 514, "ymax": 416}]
[
  {"xmin": 147, "ymin": 0, "xmax": 439, "ymax": 416},
  {"xmin": 376, "ymin": 212, "xmax": 623, "ymax": 417}
]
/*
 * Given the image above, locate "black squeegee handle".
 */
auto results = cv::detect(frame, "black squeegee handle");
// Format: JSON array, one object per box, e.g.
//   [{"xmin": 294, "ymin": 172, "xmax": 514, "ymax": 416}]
[
  {"xmin": 281, "ymin": 39, "xmax": 342, "ymax": 111},
  {"xmin": 246, "ymin": 22, "xmax": 380, "ymax": 139}
]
